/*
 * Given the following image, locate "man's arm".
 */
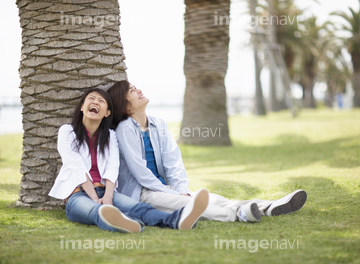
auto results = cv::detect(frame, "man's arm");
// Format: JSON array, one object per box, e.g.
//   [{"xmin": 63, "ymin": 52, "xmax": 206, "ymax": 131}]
[
  {"xmin": 116, "ymin": 125, "xmax": 181, "ymax": 195},
  {"xmin": 160, "ymin": 123, "xmax": 190, "ymax": 194}
]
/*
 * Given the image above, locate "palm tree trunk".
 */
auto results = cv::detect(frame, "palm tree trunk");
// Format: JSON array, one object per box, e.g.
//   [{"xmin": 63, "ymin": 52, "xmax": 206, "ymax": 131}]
[
  {"xmin": 16, "ymin": 0, "xmax": 126, "ymax": 208},
  {"xmin": 179, "ymin": 0, "xmax": 231, "ymax": 145},
  {"xmin": 254, "ymin": 48, "xmax": 267, "ymax": 115},
  {"xmin": 353, "ymin": 71, "xmax": 360, "ymax": 107},
  {"xmin": 303, "ymin": 82, "xmax": 316, "ymax": 108},
  {"xmin": 303, "ymin": 58, "xmax": 316, "ymax": 108},
  {"xmin": 352, "ymin": 53, "xmax": 360, "ymax": 107},
  {"xmin": 250, "ymin": 0, "xmax": 266, "ymax": 116},
  {"xmin": 267, "ymin": 0, "xmax": 283, "ymax": 112}
]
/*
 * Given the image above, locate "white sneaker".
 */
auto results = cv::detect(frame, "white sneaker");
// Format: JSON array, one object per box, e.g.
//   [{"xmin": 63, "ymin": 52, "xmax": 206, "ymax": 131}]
[
  {"xmin": 178, "ymin": 188, "xmax": 209, "ymax": 230},
  {"xmin": 265, "ymin": 190, "xmax": 307, "ymax": 216},
  {"xmin": 99, "ymin": 204, "xmax": 142, "ymax": 233},
  {"xmin": 237, "ymin": 203, "xmax": 261, "ymax": 222}
]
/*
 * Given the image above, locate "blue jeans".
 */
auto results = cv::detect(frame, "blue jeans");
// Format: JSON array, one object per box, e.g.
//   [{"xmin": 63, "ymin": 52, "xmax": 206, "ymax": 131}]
[{"xmin": 65, "ymin": 187, "xmax": 183, "ymax": 232}]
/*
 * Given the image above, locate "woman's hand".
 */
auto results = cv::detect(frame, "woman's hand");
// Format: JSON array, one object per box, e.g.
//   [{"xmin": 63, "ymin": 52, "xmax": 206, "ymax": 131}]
[
  {"xmin": 100, "ymin": 193, "xmax": 113, "ymax": 205},
  {"xmin": 101, "ymin": 179, "xmax": 115, "ymax": 205},
  {"xmin": 92, "ymin": 197, "xmax": 102, "ymax": 204},
  {"xmin": 82, "ymin": 174, "xmax": 101, "ymax": 203}
]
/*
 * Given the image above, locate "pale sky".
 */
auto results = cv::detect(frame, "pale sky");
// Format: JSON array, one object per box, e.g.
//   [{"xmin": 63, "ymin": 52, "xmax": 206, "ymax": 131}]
[{"xmin": 0, "ymin": 0, "xmax": 358, "ymax": 100}]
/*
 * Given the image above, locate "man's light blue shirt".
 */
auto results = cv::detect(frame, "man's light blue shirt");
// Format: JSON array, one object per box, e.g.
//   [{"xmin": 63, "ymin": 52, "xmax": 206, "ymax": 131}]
[{"xmin": 115, "ymin": 116, "xmax": 190, "ymax": 201}]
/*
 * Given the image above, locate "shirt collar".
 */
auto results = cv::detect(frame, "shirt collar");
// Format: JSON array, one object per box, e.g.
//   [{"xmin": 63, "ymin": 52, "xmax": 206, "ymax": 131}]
[{"xmin": 130, "ymin": 116, "xmax": 156, "ymax": 128}]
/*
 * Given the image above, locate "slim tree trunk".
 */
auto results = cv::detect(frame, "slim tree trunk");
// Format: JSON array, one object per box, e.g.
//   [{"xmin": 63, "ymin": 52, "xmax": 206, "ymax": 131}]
[
  {"xmin": 302, "ymin": 58, "xmax": 316, "ymax": 108},
  {"xmin": 352, "ymin": 53, "xmax": 360, "ymax": 107},
  {"xmin": 267, "ymin": 0, "xmax": 287, "ymax": 111},
  {"xmin": 303, "ymin": 82, "xmax": 316, "ymax": 108},
  {"xmin": 254, "ymin": 49, "xmax": 267, "ymax": 115},
  {"xmin": 353, "ymin": 71, "xmax": 360, "ymax": 107},
  {"xmin": 180, "ymin": 0, "xmax": 231, "ymax": 146},
  {"xmin": 16, "ymin": 0, "xmax": 127, "ymax": 208},
  {"xmin": 268, "ymin": 0, "xmax": 279, "ymax": 112},
  {"xmin": 250, "ymin": 0, "xmax": 266, "ymax": 116}
]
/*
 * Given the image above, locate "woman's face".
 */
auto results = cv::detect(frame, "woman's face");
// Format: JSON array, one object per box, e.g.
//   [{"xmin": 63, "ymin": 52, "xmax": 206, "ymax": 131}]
[
  {"xmin": 81, "ymin": 92, "xmax": 111, "ymax": 122},
  {"xmin": 126, "ymin": 84, "xmax": 149, "ymax": 113}
]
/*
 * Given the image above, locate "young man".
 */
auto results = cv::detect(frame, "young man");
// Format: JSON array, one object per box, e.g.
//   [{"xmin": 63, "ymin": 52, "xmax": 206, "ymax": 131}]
[{"xmin": 107, "ymin": 81, "xmax": 307, "ymax": 223}]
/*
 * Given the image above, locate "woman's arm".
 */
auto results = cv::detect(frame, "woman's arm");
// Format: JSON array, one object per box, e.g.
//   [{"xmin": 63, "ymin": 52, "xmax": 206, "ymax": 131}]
[
  {"xmin": 57, "ymin": 125, "xmax": 89, "ymax": 178},
  {"xmin": 81, "ymin": 174, "xmax": 101, "ymax": 203},
  {"xmin": 101, "ymin": 179, "xmax": 115, "ymax": 205},
  {"xmin": 57, "ymin": 125, "xmax": 93, "ymax": 195}
]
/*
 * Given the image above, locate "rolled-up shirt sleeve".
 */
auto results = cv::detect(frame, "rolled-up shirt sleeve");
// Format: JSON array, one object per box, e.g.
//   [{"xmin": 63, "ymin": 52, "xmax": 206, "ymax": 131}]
[{"xmin": 116, "ymin": 125, "xmax": 180, "ymax": 195}]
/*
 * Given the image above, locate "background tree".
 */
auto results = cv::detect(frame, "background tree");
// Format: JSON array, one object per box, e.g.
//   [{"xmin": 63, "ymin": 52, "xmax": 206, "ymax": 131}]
[
  {"xmin": 179, "ymin": 0, "xmax": 231, "ymax": 146},
  {"xmin": 16, "ymin": 0, "xmax": 127, "ymax": 208},
  {"xmin": 266, "ymin": 0, "xmax": 282, "ymax": 111},
  {"xmin": 257, "ymin": 0, "xmax": 302, "ymax": 111},
  {"xmin": 296, "ymin": 16, "xmax": 331, "ymax": 108},
  {"xmin": 332, "ymin": 2, "xmax": 360, "ymax": 107},
  {"xmin": 318, "ymin": 39, "xmax": 352, "ymax": 107},
  {"xmin": 249, "ymin": 0, "xmax": 267, "ymax": 116}
]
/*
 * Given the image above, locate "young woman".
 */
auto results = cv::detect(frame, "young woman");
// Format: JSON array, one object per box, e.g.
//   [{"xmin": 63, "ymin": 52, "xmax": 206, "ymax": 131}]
[
  {"xmin": 48, "ymin": 88, "xmax": 209, "ymax": 232},
  {"xmin": 107, "ymin": 81, "xmax": 307, "ymax": 223}
]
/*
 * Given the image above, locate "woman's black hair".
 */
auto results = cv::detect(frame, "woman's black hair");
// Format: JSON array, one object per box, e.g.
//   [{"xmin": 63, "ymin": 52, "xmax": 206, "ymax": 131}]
[
  {"xmin": 107, "ymin": 80, "xmax": 131, "ymax": 129},
  {"xmin": 71, "ymin": 88, "xmax": 113, "ymax": 156}
]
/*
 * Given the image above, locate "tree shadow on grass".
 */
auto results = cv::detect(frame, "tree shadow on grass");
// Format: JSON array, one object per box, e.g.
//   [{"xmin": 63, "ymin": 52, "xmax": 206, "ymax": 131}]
[
  {"xmin": 275, "ymin": 175, "xmax": 360, "ymax": 245},
  {"xmin": 204, "ymin": 180, "xmax": 262, "ymax": 200},
  {"xmin": 182, "ymin": 135, "xmax": 360, "ymax": 173},
  {"xmin": 203, "ymin": 175, "xmax": 360, "ymax": 240},
  {"xmin": 203, "ymin": 175, "xmax": 360, "ymax": 217}
]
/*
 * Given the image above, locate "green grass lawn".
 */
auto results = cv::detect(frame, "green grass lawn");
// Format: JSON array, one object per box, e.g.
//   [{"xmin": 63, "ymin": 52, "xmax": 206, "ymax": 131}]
[{"xmin": 1, "ymin": 109, "xmax": 360, "ymax": 264}]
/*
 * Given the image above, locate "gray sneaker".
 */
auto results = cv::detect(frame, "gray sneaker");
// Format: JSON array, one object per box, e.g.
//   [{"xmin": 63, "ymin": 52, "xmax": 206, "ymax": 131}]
[
  {"xmin": 265, "ymin": 190, "xmax": 307, "ymax": 216},
  {"xmin": 237, "ymin": 203, "xmax": 261, "ymax": 222}
]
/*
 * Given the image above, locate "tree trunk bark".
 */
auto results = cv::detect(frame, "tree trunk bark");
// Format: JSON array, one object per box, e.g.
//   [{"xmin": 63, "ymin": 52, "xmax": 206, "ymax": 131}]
[
  {"xmin": 16, "ymin": 0, "xmax": 127, "ymax": 208},
  {"xmin": 268, "ymin": 0, "xmax": 277, "ymax": 112},
  {"xmin": 302, "ymin": 58, "xmax": 316, "ymax": 108},
  {"xmin": 303, "ymin": 84, "xmax": 316, "ymax": 108},
  {"xmin": 180, "ymin": 0, "xmax": 231, "ymax": 146},
  {"xmin": 353, "ymin": 71, "xmax": 360, "ymax": 107},
  {"xmin": 267, "ymin": 0, "xmax": 285, "ymax": 112},
  {"xmin": 351, "ymin": 53, "xmax": 360, "ymax": 107},
  {"xmin": 250, "ymin": 0, "xmax": 266, "ymax": 116},
  {"xmin": 254, "ymin": 49, "xmax": 267, "ymax": 115}
]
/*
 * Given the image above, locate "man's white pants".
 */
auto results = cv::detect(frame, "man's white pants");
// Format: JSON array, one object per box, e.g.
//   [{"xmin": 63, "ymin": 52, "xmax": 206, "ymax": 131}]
[{"xmin": 140, "ymin": 188, "xmax": 273, "ymax": 222}]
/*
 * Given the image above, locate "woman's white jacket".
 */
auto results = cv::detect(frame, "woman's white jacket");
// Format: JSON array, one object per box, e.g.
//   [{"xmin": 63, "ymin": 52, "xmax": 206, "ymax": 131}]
[{"xmin": 48, "ymin": 124, "xmax": 119, "ymax": 200}]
